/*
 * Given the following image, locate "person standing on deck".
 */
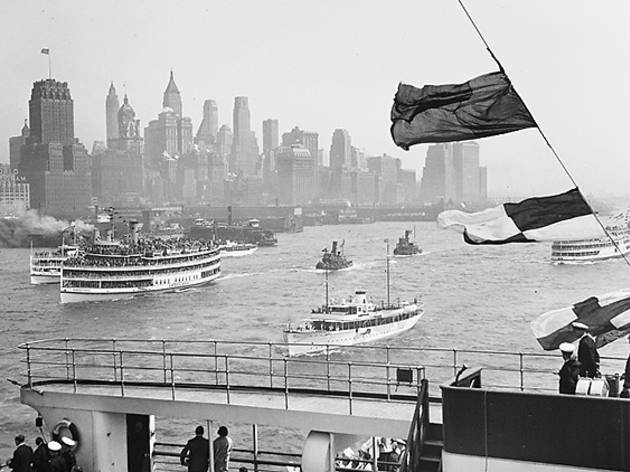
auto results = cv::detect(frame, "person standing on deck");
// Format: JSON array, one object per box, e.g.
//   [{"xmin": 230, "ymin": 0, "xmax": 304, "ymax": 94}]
[
  {"xmin": 47, "ymin": 443, "xmax": 65, "ymax": 472},
  {"xmin": 573, "ymin": 322, "xmax": 600, "ymax": 378},
  {"xmin": 213, "ymin": 426, "xmax": 233, "ymax": 472},
  {"xmin": 31, "ymin": 438, "xmax": 50, "ymax": 472},
  {"xmin": 559, "ymin": 342, "xmax": 581, "ymax": 394},
  {"xmin": 621, "ymin": 335, "xmax": 630, "ymax": 398},
  {"xmin": 180, "ymin": 426, "xmax": 209, "ymax": 472},
  {"xmin": 7, "ymin": 435, "xmax": 33, "ymax": 472}
]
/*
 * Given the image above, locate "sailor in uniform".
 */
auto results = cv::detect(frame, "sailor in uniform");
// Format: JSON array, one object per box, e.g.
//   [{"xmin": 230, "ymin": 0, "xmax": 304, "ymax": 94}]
[
  {"xmin": 572, "ymin": 322, "xmax": 600, "ymax": 378},
  {"xmin": 558, "ymin": 342, "xmax": 581, "ymax": 394}
]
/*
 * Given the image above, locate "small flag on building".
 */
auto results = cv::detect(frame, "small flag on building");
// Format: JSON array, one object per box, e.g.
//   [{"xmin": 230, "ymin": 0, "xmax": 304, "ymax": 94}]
[
  {"xmin": 437, "ymin": 188, "xmax": 601, "ymax": 245},
  {"xmin": 41, "ymin": 48, "xmax": 50, "ymax": 55},
  {"xmin": 390, "ymin": 70, "xmax": 536, "ymax": 150},
  {"xmin": 531, "ymin": 290, "xmax": 630, "ymax": 350}
]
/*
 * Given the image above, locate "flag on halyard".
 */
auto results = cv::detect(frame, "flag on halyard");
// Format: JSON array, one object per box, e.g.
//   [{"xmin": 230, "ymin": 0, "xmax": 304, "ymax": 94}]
[
  {"xmin": 40, "ymin": 48, "xmax": 50, "ymax": 55},
  {"xmin": 390, "ymin": 71, "xmax": 536, "ymax": 150},
  {"xmin": 437, "ymin": 188, "xmax": 601, "ymax": 245},
  {"xmin": 531, "ymin": 290, "xmax": 630, "ymax": 350}
]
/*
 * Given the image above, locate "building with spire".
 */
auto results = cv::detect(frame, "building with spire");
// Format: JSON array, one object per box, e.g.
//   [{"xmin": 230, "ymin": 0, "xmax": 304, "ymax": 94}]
[
  {"xmin": 106, "ymin": 82, "xmax": 120, "ymax": 148},
  {"xmin": 196, "ymin": 100, "xmax": 218, "ymax": 150},
  {"xmin": 92, "ymin": 93, "xmax": 144, "ymax": 207},
  {"xmin": 162, "ymin": 70, "xmax": 182, "ymax": 118},
  {"xmin": 19, "ymin": 78, "xmax": 91, "ymax": 217}
]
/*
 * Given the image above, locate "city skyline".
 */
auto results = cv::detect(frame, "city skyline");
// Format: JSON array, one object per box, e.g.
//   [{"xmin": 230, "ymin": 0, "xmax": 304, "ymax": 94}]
[{"xmin": 1, "ymin": 1, "xmax": 628, "ymax": 197}]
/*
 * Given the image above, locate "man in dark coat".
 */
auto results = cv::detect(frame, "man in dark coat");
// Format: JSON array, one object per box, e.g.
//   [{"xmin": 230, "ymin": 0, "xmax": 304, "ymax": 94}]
[
  {"xmin": 573, "ymin": 322, "xmax": 600, "ymax": 378},
  {"xmin": 31, "ymin": 438, "xmax": 50, "ymax": 472},
  {"xmin": 7, "ymin": 435, "xmax": 33, "ymax": 472},
  {"xmin": 558, "ymin": 342, "xmax": 581, "ymax": 394},
  {"xmin": 621, "ymin": 335, "xmax": 630, "ymax": 398},
  {"xmin": 180, "ymin": 426, "xmax": 209, "ymax": 472}
]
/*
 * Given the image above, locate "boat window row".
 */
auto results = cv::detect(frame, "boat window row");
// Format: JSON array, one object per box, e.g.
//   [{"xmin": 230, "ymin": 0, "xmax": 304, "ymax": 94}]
[
  {"xmin": 31, "ymin": 260, "xmax": 64, "ymax": 266},
  {"xmin": 201, "ymin": 268, "xmax": 221, "ymax": 278},
  {"xmin": 62, "ymin": 260, "xmax": 220, "ymax": 279},
  {"xmin": 551, "ymin": 250, "xmax": 600, "ymax": 257},
  {"xmin": 305, "ymin": 310, "xmax": 417, "ymax": 331},
  {"xmin": 552, "ymin": 243, "xmax": 615, "ymax": 250},
  {"xmin": 62, "ymin": 279, "xmax": 153, "ymax": 289},
  {"xmin": 63, "ymin": 253, "xmax": 220, "ymax": 270}
]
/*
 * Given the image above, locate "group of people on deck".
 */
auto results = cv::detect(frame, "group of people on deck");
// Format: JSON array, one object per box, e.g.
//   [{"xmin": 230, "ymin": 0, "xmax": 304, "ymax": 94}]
[
  {"xmin": 180, "ymin": 426, "xmax": 234, "ymax": 472},
  {"xmin": 558, "ymin": 321, "xmax": 630, "ymax": 396},
  {"xmin": 5, "ymin": 435, "xmax": 78, "ymax": 472}
]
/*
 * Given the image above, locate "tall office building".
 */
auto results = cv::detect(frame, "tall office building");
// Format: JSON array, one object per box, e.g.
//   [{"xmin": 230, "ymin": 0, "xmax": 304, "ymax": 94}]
[
  {"xmin": 196, "ymin": 100, "xmax": 218, "ymax": 149},
  {"xmin": 282, "ymin": 126, "xmax": 319, "ymax": 196},
  {"xmin": 366, "ymin": 154, "xmax": 402, "ymax": 205},
  {"xmin": 9, "ymin": 120, "xmax": 30, "ymax": 170},
  {"xmin": 19, "ymin": 78, "xmax": 91, "ymax": 217},
  {"xmin": 231, "ymin": 97, "xmax": 259, "ymax": 176},
  {"xmin": 105, "ymin": 82, "xmax": 120, "ymax": 148},
  {"xmin": 263, "ymin": 119, "xmax": 279, "ymax": 154},
  {"xmin": 162, "ymin": 70, "xmax": 182, "ymax": 118},
  {"xmin": 453, "ymin": 142, "xmax": 480, "ymax": 204},
  {"xmin": 329, "ymin": 129, "xmax": 351, "ymax": 169},
  {"xmin": 276, "ymin": 145, "xmax": 315, "ymax": 205}
]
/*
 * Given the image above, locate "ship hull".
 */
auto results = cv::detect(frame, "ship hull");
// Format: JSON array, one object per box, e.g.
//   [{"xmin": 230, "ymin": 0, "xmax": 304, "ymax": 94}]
[
  {"xmin": 315, "ymin": 261, "xmax": 353, "ymax": 271},
  {"xmin": 283, "ymin": 312, "xmax": 422, "ymax": 356},
  {"xmin": 551, "ymin": 241, "xmax": 630, "ymax": 264},
  {"xmin": 30, "ymin": 273, "xmax": 60, "ymax": 285},
  {"xmin": 60, "ymin": 271, "xmax": 221, "ymax": 304},
  {"xmin": 220, "ymin": 247, "xmax": 257, "ymax": 257}
]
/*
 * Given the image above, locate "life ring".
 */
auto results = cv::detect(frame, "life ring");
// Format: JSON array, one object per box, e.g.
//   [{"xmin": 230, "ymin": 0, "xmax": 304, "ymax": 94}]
[{"xmin": 52, "ymin": 419, "xmax": 80, "ymax": 450}]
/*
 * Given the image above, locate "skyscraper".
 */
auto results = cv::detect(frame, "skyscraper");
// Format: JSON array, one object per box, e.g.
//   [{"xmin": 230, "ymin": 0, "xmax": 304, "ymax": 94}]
[
  {"xmin": 19, "ymin": 78, "xmax": 91, "ymax": 217},
  {"xmin": 28, "ymin": 79, "xmax": 74, "ymax": 146},
  {"xmin": 9, "ymin": 120, "xmax": 30, "ymax": 171},
  {"xmin": 263, "ymin": 119, "xmax": 279, "ymax": 154},
  {"xmin": 329, "ymin": 129, "xmax": 351, "ymax": 169},
  {"xmin": 196, "ymin": 100, "xmax": 218, "ymax": 148},
  {"xmin": 162, "ymin": 70, "xmax": 182, "ymax": 117},
  {"xmin": 276, "ymin": 145, "xmax": 315, "ymax": 205},
  {"xmin": 231, "ymin": 97, "xmax": 260, "ymax": 176},
  {"xmin": 105, "ymin": 82, "xmax": 120, "ymax": 148}
]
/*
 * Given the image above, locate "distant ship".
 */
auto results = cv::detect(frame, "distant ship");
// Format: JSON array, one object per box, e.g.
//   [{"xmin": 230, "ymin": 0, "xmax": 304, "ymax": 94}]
[
  {"xmin": 286, "ymin": 244, "xmax": 422, "ymax": 356},
  {"xmin": 189, "ymin": 218, "xmax": 277, "ymax": 247},
  {"xmin": 551, "ymin": 213, "xmax": 630, "ymax": 263},
  {"xmin": 29, "ymin": 244, "xmax": 79, "ymax": 284},
  {"xmin": 219, "ymin": 240, "xmax": 257, "ymax": 257},
  {"xmin": 315, "ymin": 240, "xmax": 352, "ymax": 271},
  {"xmin": 60, "ymin": 227, "xmax": 221, "ymax": 303},
  {"xmin": 393, "ymin": 229, "xmax": 422, "ymax": 256}
]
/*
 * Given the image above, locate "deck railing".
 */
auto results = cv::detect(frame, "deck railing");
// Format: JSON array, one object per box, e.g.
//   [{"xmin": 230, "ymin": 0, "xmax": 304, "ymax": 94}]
[{"xmin": 17, "ymin": 338, "xmax": 628, "ymax": 403}]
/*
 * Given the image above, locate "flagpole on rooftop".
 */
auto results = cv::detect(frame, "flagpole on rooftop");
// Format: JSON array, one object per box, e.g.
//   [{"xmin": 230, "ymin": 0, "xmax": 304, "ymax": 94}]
[{"xmin": 456, "ymin": 0, "xmax": 630, "ymax": 268}]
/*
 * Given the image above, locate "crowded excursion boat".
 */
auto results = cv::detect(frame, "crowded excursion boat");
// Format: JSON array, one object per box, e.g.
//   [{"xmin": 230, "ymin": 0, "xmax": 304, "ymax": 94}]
[
  {"xmin": 315, "ymin": 240, "xmax": 353, "ymax": 271},
  {"xmin": 59, "ymin": 228, "xmax": 221, "ymax": 303},
  {"xmin": 393, "ymin": 229, "xmax": 422, "ymax": 256},
  {"xmin": 29, "ymin": 244, "xmax": 79, "ymax": 284}
]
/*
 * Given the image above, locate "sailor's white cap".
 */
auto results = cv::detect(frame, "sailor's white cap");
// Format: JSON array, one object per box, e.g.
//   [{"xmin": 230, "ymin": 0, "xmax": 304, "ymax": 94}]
[
  {"xmin": 48, "ymin": 441, "xmax": 62, "ymax": 452},
  {"xmin": 572, "ymin": 322, "xmax": 589, "ymax": 330},
  {"xmin": 559, "ymin": 342, "xmax": 575, "ymax": 353},
  {"xmin": 61, "ymin": 437, "xmax": 76, "ymax": 447}
]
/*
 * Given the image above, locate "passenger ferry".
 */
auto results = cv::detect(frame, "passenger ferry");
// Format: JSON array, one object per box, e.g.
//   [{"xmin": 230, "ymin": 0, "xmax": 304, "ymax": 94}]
[
  {"xmin": 29, "ymin": 244, "xmax": 78, "ymax": 284},
  {"xmin": 59, "ymin": 237, "xmax": 221, "ymax": 303},
  {"xmin": 283, "ymin": 289, "xmax": 423, "ymax": 356},
  {"xmin": 219, "ymin": 240, "xmax": 257, "ymax": 257},
  {"xmin": 551, "ymin": 220, "xmax": 630, "ymax": 264}
]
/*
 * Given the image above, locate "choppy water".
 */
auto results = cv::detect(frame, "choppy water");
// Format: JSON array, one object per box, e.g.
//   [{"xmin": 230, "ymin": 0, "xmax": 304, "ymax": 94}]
[{"xmin": 1, "ymin": 221, "xmax": 629, "ymax": 460}]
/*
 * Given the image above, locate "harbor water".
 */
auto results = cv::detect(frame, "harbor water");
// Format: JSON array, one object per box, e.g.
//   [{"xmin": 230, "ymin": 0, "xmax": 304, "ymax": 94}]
[{"xmin": 2, "ymin": 221, "xmax": 629, "ymax": 460}]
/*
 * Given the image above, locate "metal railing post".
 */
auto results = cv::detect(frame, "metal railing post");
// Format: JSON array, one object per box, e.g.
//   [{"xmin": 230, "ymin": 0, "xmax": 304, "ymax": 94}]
[
  {"xmin": 64, "ymin": 338, "xmax": 70, "ymax": 380},
  {"xmin": 453, "ymin": 349, "xmax": 458, "ymax": 376},
  {"xmin": 416, "ymin": 366, "xmax": 422, "ymax": 397},
  {"xmin": 283, "ymin": 358, "xmax": 289, "ymax": 409},
  {"xmin": 162, "ymin": 340, "xmax": 167, "ymax": 384},
  {"xmin": 519, "ymin": 352, "xmax": 524, "ymax": 391},
  {"xmin": 112, "ymin": 348, "xmax": 117, "ymax": 382},
  {"xmin": 120, "ymin": 351, "xmax": 125, "ymax": 397},
  {"xmin": 372, "ymin": 437, "xmax": 378, "ymax": 472},
  {"xmin": 386, "ymin": 344, "xmax": 391, "ymax": 365},
  {"xmin": 326, "ymin": 345, "xmax": 331, "ymax": 391},
  {"xmin": 225, "ymin": 355, "xmax": 230, "ymax": 404},
  {"xmin": 71, "ymin": 349, "xmax": 77, "ymax": 393},
  {"xmin": 214, "ymin": 341, "xmax": 218, "ymax": 385},
  {"xmin": 170, "ymin": 353, "xmax": 175, "ymax": 400},
  {"xmin": 386, "ymin": 362, "xmax": 391, "ymax": 401},
  {"xmin": 348, "ymin": 362, "xmax": 353, "ymax": 415},
  {"xmin": 268, "ymin": 342, "xmax": 273, "ymax": 388},
  {"xmin": 252, "ymin": 424, "xmax": 259, "ymax": 472},
  {"xmin": 26, "ymin": 344, "xmax": 32, "ymax": 388}
]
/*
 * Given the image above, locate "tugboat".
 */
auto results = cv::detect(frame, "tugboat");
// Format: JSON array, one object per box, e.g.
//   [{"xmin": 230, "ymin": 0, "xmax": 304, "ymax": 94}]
[
  {"xmin": 393, "ymin": 229, "xmax": 422, "ymax": 256},
  {"xmin": 315, "ymin": 240, "xmax": 352, "ymax": 271}
]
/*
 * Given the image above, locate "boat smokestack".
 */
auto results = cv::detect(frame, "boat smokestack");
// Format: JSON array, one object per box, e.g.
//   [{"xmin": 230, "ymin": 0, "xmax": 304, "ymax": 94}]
[
  {"xmin": 332, "ymin": 241, "xmax": 338, "ymax": 254},
  {"xmin": 405, "ymin": 230, "xmax": 412, "ymax": 240},
  {"xmin": 227, "ymin": 206, "xmax": 233, "ymax": 226},
  {"xmin": 129, "ymin": 220, "xmax": 139, "ymax": 247},
  {"xmin": 106, "ymin": 229, "xmax": 113, "ymax": 242},
  {"xmin": 355, "ymin": 290, "xmax": 367, "ymax": 305}
]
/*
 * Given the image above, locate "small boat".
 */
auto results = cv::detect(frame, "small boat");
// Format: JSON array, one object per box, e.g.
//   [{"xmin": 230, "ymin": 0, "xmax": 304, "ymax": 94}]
[
  {"xmin": 286, "ymin": 243, "xmax": 423, "ymax": 356},
  {"xmin": 393, "ymin": 229, "xmax": 422, "ymax": 256},
  {"xmin": 29, "ymin": 243, "xmax": 79, "ymax": 284},
  {"xmin": 219, "ymin": 240, "xmax": 258, "ymax": 257},
  {"xmin": 315, "ymin": 240, "xmax": 352, "ymax": 270}
]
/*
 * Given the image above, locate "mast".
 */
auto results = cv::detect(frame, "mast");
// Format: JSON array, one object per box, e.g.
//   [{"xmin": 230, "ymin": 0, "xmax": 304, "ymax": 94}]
[
  {"xmin": 385, "ymin": 238, "xmax": 390, "ymax": 306},
  {"xmin": 325, "ymin": 267, "xmax": 329, "ymax": 312},
  {"xmin": 61, "ymin": 235, "xmax": 65, "ymax": 257}
]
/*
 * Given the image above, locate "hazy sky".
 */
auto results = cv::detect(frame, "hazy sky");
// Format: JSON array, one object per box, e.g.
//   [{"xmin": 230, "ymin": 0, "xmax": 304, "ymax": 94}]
[{"xmin": 1, "ymin": 1, "xmax": 628, "ymax": 197}]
